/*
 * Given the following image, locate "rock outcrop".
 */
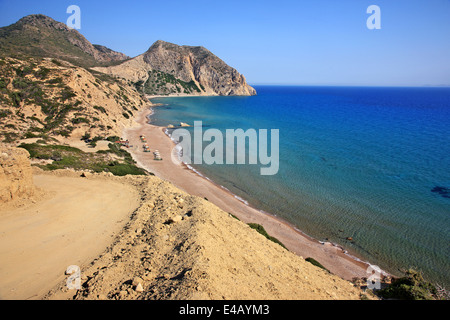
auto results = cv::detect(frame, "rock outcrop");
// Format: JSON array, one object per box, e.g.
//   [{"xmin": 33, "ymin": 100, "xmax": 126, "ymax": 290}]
[
  {"xmin": 0, "ymin": 144, "xmax": 35, "ymax": 203},
  {"xmin": 94, "ymin": 40, "xmax": 257, "ymax": 97}
]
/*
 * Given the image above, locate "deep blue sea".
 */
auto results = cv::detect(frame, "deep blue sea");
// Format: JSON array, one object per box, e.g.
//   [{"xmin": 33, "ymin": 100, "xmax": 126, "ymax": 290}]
[{"xmin": 151, "ymin": 86, "xmax": 450, "ymax": 286}]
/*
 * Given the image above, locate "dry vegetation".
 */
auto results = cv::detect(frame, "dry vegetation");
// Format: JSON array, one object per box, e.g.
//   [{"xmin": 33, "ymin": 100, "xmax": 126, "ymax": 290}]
[{"xmin": 0, "ymin": 56, "xmax": 146, "ymax": 144}]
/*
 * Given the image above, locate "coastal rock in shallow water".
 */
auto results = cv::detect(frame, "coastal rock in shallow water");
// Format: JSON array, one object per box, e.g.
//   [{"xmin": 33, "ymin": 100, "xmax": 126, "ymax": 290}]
[{"xmin": 431, "ymin": 186, "xmax": 450, "ymax": 199}]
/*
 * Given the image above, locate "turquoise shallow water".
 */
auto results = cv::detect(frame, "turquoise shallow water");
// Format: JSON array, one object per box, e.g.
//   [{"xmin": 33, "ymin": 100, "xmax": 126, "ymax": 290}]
[{"xmin": 150, "ymin": 86, "xmax": 450, "ymax": 286}]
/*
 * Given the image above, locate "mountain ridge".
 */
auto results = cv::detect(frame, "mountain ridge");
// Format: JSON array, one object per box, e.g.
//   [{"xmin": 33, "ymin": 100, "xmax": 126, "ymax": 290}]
[
  {"xmin": 0, "ymin": 14, "xmax": 129, "ymax": 67},
  {"xmin": 0, "ymin": 14, "xmax": 255, "ymax": 96},
  {"xmin": 96, "ymin": 39, "xmax": 257, "ymax": 96}
]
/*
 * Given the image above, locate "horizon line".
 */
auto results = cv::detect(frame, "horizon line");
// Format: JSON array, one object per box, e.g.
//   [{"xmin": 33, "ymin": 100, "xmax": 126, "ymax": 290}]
[{"xmin": 249, "ymin": 84, "xmax": 450, "ymax": 88}]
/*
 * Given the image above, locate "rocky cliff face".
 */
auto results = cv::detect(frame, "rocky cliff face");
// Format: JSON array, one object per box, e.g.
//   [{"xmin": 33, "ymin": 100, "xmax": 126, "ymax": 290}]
[
  {"xmin": 95, "ymin": 40, "xmax": 256, "ymax": 96},
  {"xmin": 0, "ymin": 144, "xmax": 35, "ymax": 203}
]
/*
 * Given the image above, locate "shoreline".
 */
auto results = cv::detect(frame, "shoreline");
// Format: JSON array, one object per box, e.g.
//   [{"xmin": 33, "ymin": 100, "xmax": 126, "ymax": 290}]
[{"xmin": 123, "ymin": 103, "xmax": 386, "ymax": 282}]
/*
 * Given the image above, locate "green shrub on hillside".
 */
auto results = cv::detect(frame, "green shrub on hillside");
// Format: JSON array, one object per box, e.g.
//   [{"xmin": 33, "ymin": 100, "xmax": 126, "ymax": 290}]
[
  {"xmin": 46, "ymin": 77, "xmax": 63, "ymax": 85},
  {"xmin": 305, "ymin": 257, "xmax": 330, "ymax": 272},
  {"xmin": 248, "ymin": 223, "xmax": 287, "ymax": 250},
  {"xmin": 107, "ymin": 163, "xmax": 148, "ymax": 176},
  {"xmin": 143, "ymin": 70, "xmax": 202, "ymax": 95},
  {"xmin": 0, "ymin": 109, "xmax": 12, "ymax": 118},
  {"xmin": 18, "ymin": 143, "xmax": 149, "ymax": 177},
  {"xmin": 51, "ymin": 59, "xmax": 62, "ymax": 66},
  {"xmin": 93, "ymin": 105, "xmax": 107, "ymax": 114},
  {"xmin": 33, "ymin": 67, "xmax": 51, "ymax": 80},
  {"xmin": 0, "ymin": 77, "xmax": 9, "ymax": 89},
  {"xmin": 71, "ymin": 117, "xmax": 89, "ymax": 125},
  {"xmin": 59, "ymin": 87, "xmax": 76, "ymax": 101},
  {"xmin": 377, "ymin": 269, "xmax": 440, "ymax": 300}
]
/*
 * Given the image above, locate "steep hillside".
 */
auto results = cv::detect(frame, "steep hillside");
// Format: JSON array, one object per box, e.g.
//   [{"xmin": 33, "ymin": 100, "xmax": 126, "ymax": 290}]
[
  {"xmin": 95, "ymin": 40, "xmax": 257, "ymax": 96},
  {"xmin": 42, "ymin": 169, "xmax": 364, "ymax": 300},
  {"xmin": 0, "ymin": 56, "xmax": 146, "ymax": 143},
  {"xmin": 0, "ymin": 14, "xmax": 129, "ymax": 68}
]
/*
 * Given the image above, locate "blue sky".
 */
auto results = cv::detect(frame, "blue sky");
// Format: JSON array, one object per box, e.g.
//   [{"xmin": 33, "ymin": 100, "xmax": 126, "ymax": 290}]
[{"xmin": 1, "ymin": 0, "xmax": 449, "ymax": 86}]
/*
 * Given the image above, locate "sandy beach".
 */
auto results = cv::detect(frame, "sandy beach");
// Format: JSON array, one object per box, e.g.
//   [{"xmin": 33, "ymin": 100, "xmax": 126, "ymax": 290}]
[
  {"xmin": 0, "ymin": 104, "xmax": 374, "ymax": 300},
  {"xmin": 123, "ymin": 104, "xmax": 374, "ymax": 282}
]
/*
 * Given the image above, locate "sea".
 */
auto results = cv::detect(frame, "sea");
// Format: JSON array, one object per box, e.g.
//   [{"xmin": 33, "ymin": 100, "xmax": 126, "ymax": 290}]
[{"xmin": 150, "ymin": 86, "xmax": 450, "ymax": 287}]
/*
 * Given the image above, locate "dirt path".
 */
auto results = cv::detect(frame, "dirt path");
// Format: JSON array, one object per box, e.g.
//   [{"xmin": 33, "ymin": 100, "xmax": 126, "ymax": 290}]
[{"xmin": 0, "ymin": 174, "xmax": 140, "ymax": 300}]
